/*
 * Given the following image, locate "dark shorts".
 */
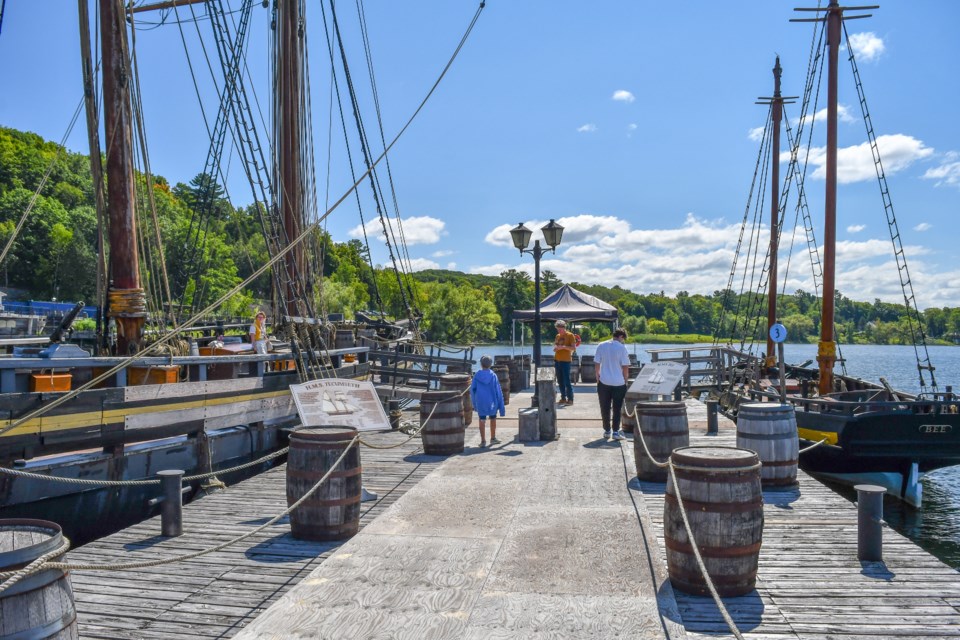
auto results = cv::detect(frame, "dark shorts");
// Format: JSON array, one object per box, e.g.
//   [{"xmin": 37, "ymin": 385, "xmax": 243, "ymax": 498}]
[{"xmin": 478, "ymin": 415, "xmax": 497, "ymax": 420}]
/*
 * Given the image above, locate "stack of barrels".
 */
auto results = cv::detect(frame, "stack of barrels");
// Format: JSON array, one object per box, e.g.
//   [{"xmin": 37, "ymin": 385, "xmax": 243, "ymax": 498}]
[
  {"xmin": 439, "ymin": 373, "xmax": 472, "ymax": 427},
  {"xmin": 579, "ymin": 355, "xmax": 596, "ymax": 383},
  {"xmin": 491, "ymin": 363, "xmax": 511, "ymax": 405}
]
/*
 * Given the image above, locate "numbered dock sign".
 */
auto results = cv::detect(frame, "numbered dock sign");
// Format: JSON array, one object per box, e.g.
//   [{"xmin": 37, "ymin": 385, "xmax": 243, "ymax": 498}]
[{"xmin": 769, "ymin": 322, "xmax": 787, "ymax": 343}]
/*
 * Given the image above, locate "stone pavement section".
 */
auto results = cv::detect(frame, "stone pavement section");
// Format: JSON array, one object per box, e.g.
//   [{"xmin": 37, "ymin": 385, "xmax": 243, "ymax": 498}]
[{"xmin": 235, "ymin": 404, "xmax": 686, "ymax": 639}]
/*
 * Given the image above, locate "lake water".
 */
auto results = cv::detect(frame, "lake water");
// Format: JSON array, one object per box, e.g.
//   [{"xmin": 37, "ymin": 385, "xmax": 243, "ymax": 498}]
[{"xmin": 468, "ymin": 342, "xmax": 960, "ymax": 569}]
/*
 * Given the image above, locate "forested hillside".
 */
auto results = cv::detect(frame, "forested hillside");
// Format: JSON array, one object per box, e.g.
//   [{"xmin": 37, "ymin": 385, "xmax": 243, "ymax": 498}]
[{"xmin": 2, "ymin": 126, "xmax": 958, "ymax": 345}]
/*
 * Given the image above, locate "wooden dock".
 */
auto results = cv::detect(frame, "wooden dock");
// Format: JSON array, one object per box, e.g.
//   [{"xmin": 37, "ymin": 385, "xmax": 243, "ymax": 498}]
[
  {"xmin": 61, "ymin": 384, "xmax": 960, "ymax": 638},
  {"xmin": 65, "ymin": 430, "xmax": 444, "ymax": 639}
]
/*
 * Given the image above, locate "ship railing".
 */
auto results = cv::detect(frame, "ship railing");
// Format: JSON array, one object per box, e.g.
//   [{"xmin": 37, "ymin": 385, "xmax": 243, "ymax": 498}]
[
  {"xmin": 647, "ymin": 345, "xmax": 758, "ymax": 394},
  {"xmin": 747, "ymin": 386, "xmax": 959, "ymax": 416}
]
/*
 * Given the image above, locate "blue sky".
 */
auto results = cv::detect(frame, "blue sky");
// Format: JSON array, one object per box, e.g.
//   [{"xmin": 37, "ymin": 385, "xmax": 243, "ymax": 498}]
[{"xmin": 2, "ymin": 1, "xmax": 959, "ymax": 308}]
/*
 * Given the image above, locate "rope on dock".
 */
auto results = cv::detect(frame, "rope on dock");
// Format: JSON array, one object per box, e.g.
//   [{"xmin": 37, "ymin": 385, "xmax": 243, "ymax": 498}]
[
  {"xmin": 0, "ymin": 534, "xmax": 71, "ymax": 595},
  {"xmin": 0, "ymin": 435, "xmax": 361, "ymax": 591},
  {"xmin": 632, "ymin": 415, "xmax": 746, "ymax": 640},
  {"xmin": 0, "ymin": 445, "xmax": 292, "ymax": 487}
]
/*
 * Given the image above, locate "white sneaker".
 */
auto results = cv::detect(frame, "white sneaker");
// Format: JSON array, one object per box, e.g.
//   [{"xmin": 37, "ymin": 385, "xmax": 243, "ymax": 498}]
[
  {"xmin": 603, "ymin": 430, "xmax": 611, "ymax": 439},
  {"xmin": 612, "ymin": 430, "xmax": 625, "ymax": 441}
]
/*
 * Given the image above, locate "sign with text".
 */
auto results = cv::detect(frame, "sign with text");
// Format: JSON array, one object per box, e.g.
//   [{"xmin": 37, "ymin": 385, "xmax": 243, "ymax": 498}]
[
  {"xmin": 290, "ymin": 379, "xmax": 390, "ymax": 432},
  {"xmin": 628, "ymin": 361, "xmax": 688, "ymax": 396}
]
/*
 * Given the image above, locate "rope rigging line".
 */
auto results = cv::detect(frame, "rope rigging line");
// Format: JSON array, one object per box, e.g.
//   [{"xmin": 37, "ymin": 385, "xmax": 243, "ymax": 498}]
[{"xmin": 0, "ymin": 0, "xmax": 486, "ymax": 439}]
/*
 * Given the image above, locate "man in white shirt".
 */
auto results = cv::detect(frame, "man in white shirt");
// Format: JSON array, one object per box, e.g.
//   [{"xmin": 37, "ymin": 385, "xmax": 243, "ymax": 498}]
[{"xmin": 594, "ymin": 328, "xmax": 631, "ymax": 440}]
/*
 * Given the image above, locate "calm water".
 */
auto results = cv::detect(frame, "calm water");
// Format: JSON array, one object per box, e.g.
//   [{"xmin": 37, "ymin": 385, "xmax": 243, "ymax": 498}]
[{"xmin": 469, "ymin": 342, "xmax": 960, "ymax": 569}]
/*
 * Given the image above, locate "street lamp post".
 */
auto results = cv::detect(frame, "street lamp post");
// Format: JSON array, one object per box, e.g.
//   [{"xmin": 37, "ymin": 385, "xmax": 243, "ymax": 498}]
[{"xmin": 510, "ymin": 220, "xmax": 564, "ymax": 370}]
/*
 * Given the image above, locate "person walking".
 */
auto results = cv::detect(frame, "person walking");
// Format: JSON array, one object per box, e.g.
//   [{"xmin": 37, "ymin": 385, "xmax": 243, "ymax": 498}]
[
  {"xmin": 470, "ymin": 355, "xmax": 505, "ymax": 447},
  {"xmin": 595, "ymin": 328, "xmax": 631, "ymax": 440},
  {"xmin": 553, "ymin": 320, "xmax": 577, "ymax": 405}
]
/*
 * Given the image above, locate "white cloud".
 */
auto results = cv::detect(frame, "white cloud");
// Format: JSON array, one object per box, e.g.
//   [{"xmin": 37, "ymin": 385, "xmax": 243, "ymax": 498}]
[
  {"xmin": 431, "ymin": 249, "xmax": 454, "ymax": 257},
  {"xmin": 847, "ymin": 224, "xmax": 866, "ymax": 233},
  {"xmin": 797, "ymin": 105, "xmax": 855, "ymax": 130},
  {"xmin": 922, "ymin": 151, "xmax": 960, "ymax": 188},
  {"xmin": 848, "ymin": 32, "xmax": 885, "ymax": 62},
  {"xmin": 612, "ymin": 90, "xmax": 635, "ymax": 103},
  {"xmin": 348, "ymin": 215, "xmax": 445, "ymax": 246},
  {"xmin": 627, "ymin": 123, "xmax": 638, "ymax": 137},
  {"xmin": 806, "ymin": 134, "xmax": 934, "ymax": 184},
  {"xmin": 485, "ymin": 214, "xmax": 621, "ymax": 249},
  {"xmin": 577, "ymin": 123, "xmax": 597, "ymax": 133},
  {"xmin": 913, "ymin": 222, "xmax": 932, "ymax": 232},
  {"xmin": 748, "ymin": 127, "xmax": 764, "ymax": 142},
  {"xmin": 446, "ymin": 262, "xmax": 457, "ymax": 270},
  {"xmin": 405, "ymin": 257, "xmax": 440, "ymax": 271}
]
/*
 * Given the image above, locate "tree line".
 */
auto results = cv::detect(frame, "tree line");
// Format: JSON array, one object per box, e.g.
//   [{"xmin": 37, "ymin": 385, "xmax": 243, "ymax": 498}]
[{"xmin": 2, "ymin": 125, "xmax": 958, "ymax": 346}]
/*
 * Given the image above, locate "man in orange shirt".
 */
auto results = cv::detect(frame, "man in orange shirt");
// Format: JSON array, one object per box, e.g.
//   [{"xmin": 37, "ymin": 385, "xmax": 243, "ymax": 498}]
[{"xmin": 553, "ymin": 320, "xmax": 577, "ymax": 404}]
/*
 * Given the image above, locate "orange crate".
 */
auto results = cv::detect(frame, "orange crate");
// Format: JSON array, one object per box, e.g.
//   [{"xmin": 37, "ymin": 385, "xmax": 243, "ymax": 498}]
[
  {"xmin": 128, "ymin": 365, "xmax": 180, "ymax": 386},
  {"xmin": 30, "ymin": 373, "xmax": 72, "ymax": 393}
]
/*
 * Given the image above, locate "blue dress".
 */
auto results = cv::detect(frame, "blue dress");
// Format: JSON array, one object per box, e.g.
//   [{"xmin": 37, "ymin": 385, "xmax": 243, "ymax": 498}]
[{"xmin": 470, "ymin": 368, "xmax": 505, "ymax": 418}]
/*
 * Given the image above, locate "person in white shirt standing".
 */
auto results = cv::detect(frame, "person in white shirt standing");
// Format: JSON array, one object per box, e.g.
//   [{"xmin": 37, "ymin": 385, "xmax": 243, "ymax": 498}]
[
  {"xmin": 249, "ymin": 311, "xmax": 269, "ymax": 355},
  {"xmin": 594, "ymin": 328, "xmax": 631, "ymax": 440}
]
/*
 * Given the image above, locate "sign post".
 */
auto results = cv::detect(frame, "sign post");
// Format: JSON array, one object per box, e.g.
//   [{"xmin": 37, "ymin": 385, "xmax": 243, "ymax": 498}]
[{"xmin": 770, "ymin": 321, "xmax": 788, "ymax": 404}]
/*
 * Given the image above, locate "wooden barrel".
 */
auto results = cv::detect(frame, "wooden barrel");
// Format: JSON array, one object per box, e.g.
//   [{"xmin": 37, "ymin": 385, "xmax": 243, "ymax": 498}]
[
  {"xmin": 286, "ymin": 426, "xmax": 361, "ymax": 541},
  {"xmin": 569, "ymin": 360, "xmax": 580, "ymax": 384},
  {"xmin": 420, "ymin": 391, "xmax": 465, "ymax": 455},
  {"xmin": 356, "ymin": 328, "xmax": 377, "ymax": 348},
  {"xmin": 439, "ymin": 373, "xmax": 473, "ymax": 427},
  {"xmin": 620, "ymin": 385, "xmax": 643, "ymax": 434},
  {"xmin": 445, "ymin": 362, "xmax": 471, "ymax": 375},
  {"xmin": 334, "ymin": 329, "xmax": 356, "ymax": 351},
  {"xmin": 579, "ymin": 355, "xmax": 596, "ymax": 383},
  {"xmin": 736, "ymin": 403, "xmax": 799, "ymax": 486},
  {"xmin": 492, "ymin": 365, "xmax": 511, "ymax": 405},
  {"xmin": 0, "ymin": 519, "xmax": 78, "ymax": 639},
  {"xmin": 628, "ymin": 353, "xmax": 639, "ymax": 365},
  {"xmin": 633, "ymin": 401, "xmax": 689, "ymax": 481},
  {"xmin": 665, "ymin": 446, "xmax": 763, "ymax": 597}
]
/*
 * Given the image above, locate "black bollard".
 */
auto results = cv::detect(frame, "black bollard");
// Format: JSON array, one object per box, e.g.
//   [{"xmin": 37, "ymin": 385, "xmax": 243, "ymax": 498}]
[
  {"xmin": 673, "ymin": 385, "xmax": 682, "ymax": 402},
  {"xmin": 389, "ymin": 399, "xmax": 401, "ymax": 430},
  {"xmin": 855, "ymin": 484, "xmax": 885, "ymax": 561},
  {"xmin": 158, "ymin": 469, "xmax": 184, "ymax": 537},
  {"xmin": 706, "ymin": 399, "xmax": 719, "ymax": 434}
]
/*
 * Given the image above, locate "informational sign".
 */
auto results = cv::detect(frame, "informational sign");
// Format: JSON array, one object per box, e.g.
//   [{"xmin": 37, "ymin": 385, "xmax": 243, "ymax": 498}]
[
  {"xmin": 627, "ymin": 361, "xmax": 688, "ymax": 396},
  {"xmin": 769, "ymin": 322, "xmax": 787, "ymax": 343},
  {"xmin": 289, "ymin": 379, "xmax": 390, "ymax": 432}
]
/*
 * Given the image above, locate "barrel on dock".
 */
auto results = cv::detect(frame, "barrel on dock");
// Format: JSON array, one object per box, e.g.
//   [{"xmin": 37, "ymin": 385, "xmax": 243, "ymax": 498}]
[
  {"xmin": 665, "ymin": 446, "xmax": 763, "ymax": 597},
  {"xmin": 620, "ymin": 386, "xmax": 643, "ymax": 434},
  {"xmin": 419, "ymin": 391, "xmax": 465, "ymax": 455},
  {"xmin": 579, "ymin": 355, "xmax": 596, "ymax": 383},
  {"xmin": 0, "ymin": 519, "xmax": 77, "ymax": 639},
  {"xmin": 492, "ymin": 364, "xmax": 511, "ymax": 405},
  {"xmin": 439, "ymin": 373, "xmax": 473, "ymax": 427},
  {"xmin": 633, "ymin": 401, "xmax": 689, "ymax": 481},
  {"xmin": 286, "ymin": 426, "xmax": 361, "ymax": 541},
  {"xmin": 736, "ymin": 403, "xmax": 799, "ymax": 486},
  {"xmin": 496, "ymin": 356, "xmax": 524, "ymax": 393},
  {"xmin": 569, "ymin": 358, "xmax": 580, "ymax": 384}
]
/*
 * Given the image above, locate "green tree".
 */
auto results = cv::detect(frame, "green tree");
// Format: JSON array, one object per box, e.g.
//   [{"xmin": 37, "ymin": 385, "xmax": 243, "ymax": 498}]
[
  {"xmin": 494, "ymin": 269, "xmax": 532, "ymax": 340},
  {"xmin": 422, "ymin": 282, "xmax": 499, "ymax": 343}
]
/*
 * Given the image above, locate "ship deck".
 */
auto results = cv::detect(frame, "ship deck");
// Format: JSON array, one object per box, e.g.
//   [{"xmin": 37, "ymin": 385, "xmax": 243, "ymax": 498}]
[{"xmin": 64, "ymin": 385, "xmax": 960, "ymax": 639}]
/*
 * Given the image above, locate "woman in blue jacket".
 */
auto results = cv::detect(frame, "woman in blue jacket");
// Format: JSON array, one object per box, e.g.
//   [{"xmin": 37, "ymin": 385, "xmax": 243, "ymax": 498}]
[{"xmin": 470, "ymin": 355, "xmax": 506, "ymax": 447}]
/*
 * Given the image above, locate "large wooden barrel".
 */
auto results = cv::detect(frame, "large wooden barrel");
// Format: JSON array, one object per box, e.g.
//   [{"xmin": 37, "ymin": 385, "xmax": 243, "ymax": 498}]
[
  {"xmin": 633, "ymin": 401, "xmax": 689, "ymax": 481},
  {"xmin": 492, "ymin": 365, "xmax": 511, "ymax": 405},
  {"xmin": 620, "ymin": 385, "xmax": 643, "ymax": 434},
  {"xmin": 579, "ymin": 355, "xmax": 596, "ymax": 383},
  {"xmin": 334, "ymin": 329, "xmax": 356, "ymax": 351},
  {"xmin": 286, "ymin": 426, "xmax": 361, "ymax": 541},
  {"xmin": 439, "ymin": 373, "xmax": 473, "ymax": 427},
  {"xmin": 445, "ymin": 362, "xmax": 471, "ymax": 375},
  {"xmin": 569, "ymin": 359, "xmax": 580, "ymax": 384},
  {"xmin": 420, "ymin": 391, "xmax": 465, "ymax": 455},
  {"xmin": 736, "ymin": 403, "xmax": 799, "ymax": 486},
  {"xmin": 665, "ymin": 446, "xmax": 763, "ymax": 597},
  {"xmin": 0, "ymin": 519, "xmax": 78, "ymax": 639}
]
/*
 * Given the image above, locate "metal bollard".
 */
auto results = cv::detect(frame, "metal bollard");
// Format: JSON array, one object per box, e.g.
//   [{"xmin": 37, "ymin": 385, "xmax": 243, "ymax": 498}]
[
  {"xmin": 673, "ymin": 385, "xmax": 682, "ymax": 402},
  {"xmin": 388, "ymin": 399, "xmax": 401, "ymax": 430},
  {"xmin": 855, "ymin": 484, "xmax": 885, "ymax": 561},
  {"xmin": 158, "ymin": 470, "xmax": 184, "ymax": 537},
  {"xmin": 706, "ymin": 399, "xmax": 719, "ymax": 434}
]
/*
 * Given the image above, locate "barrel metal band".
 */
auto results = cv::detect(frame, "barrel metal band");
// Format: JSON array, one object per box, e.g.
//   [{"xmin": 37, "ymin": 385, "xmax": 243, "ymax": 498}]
[
  {"xmin": 736, "ymin": 431, "xmax": 797, "ymax": 441},
  {"xmin": 0, "ymin": 611, "xmax": 77, "ymax": 640},
  {"xmin": 665, "ymin": 536, "xmax": 762, "ymax": 558},
  {"xmin": 759, "ymin": 459, "xmax": 798, "ymax": 467},
  {"xmin": 308, "ymin": 494, "xmax": 362, "ymax": 507},
  {"xmin": 665, "ymin": 492, "xmax": 763, "ymax": 514},
  {"xmin": 667, "ymin": 565, "xmax": 758, "ymax": 585},
  {"xmin": 423, "ymin": 427, "xmax": 466, "ymax": 436},
  {"xmin": 287, "ymin": 465, "xmax": 362, "ymax": 480}
]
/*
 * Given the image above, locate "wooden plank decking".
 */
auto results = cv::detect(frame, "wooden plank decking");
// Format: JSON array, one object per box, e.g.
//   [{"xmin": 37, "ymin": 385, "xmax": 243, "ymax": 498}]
[{"xmin": 60, "ymin": 384, "xmax": 960, "ymax": 638}]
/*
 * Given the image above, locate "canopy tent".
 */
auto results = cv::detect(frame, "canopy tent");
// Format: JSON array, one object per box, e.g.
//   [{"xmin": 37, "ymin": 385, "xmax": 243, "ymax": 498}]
[{"xmin": 511, "ymin": 284, "xmax": 618, "ymax": 324}]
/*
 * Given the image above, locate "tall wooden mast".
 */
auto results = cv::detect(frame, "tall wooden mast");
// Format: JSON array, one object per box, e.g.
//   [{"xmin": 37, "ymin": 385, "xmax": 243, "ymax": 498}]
[
  {"xmin": 277, "ymin": 0, "xmax": 305, "ymax": 318},
  {"xmin": 100, "ymin": 0, "xmax": 146, "ymax": 354}
]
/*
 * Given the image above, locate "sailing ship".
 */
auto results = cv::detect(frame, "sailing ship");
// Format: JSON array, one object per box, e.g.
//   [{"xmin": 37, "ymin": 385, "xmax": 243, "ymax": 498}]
[
  {"xmin": 0, "ymin": 0, "xmax": 468, "ymax": 543},
  {"xmin": 713, "ymin": 1, "xmax": 960, "ymax": 506}
]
